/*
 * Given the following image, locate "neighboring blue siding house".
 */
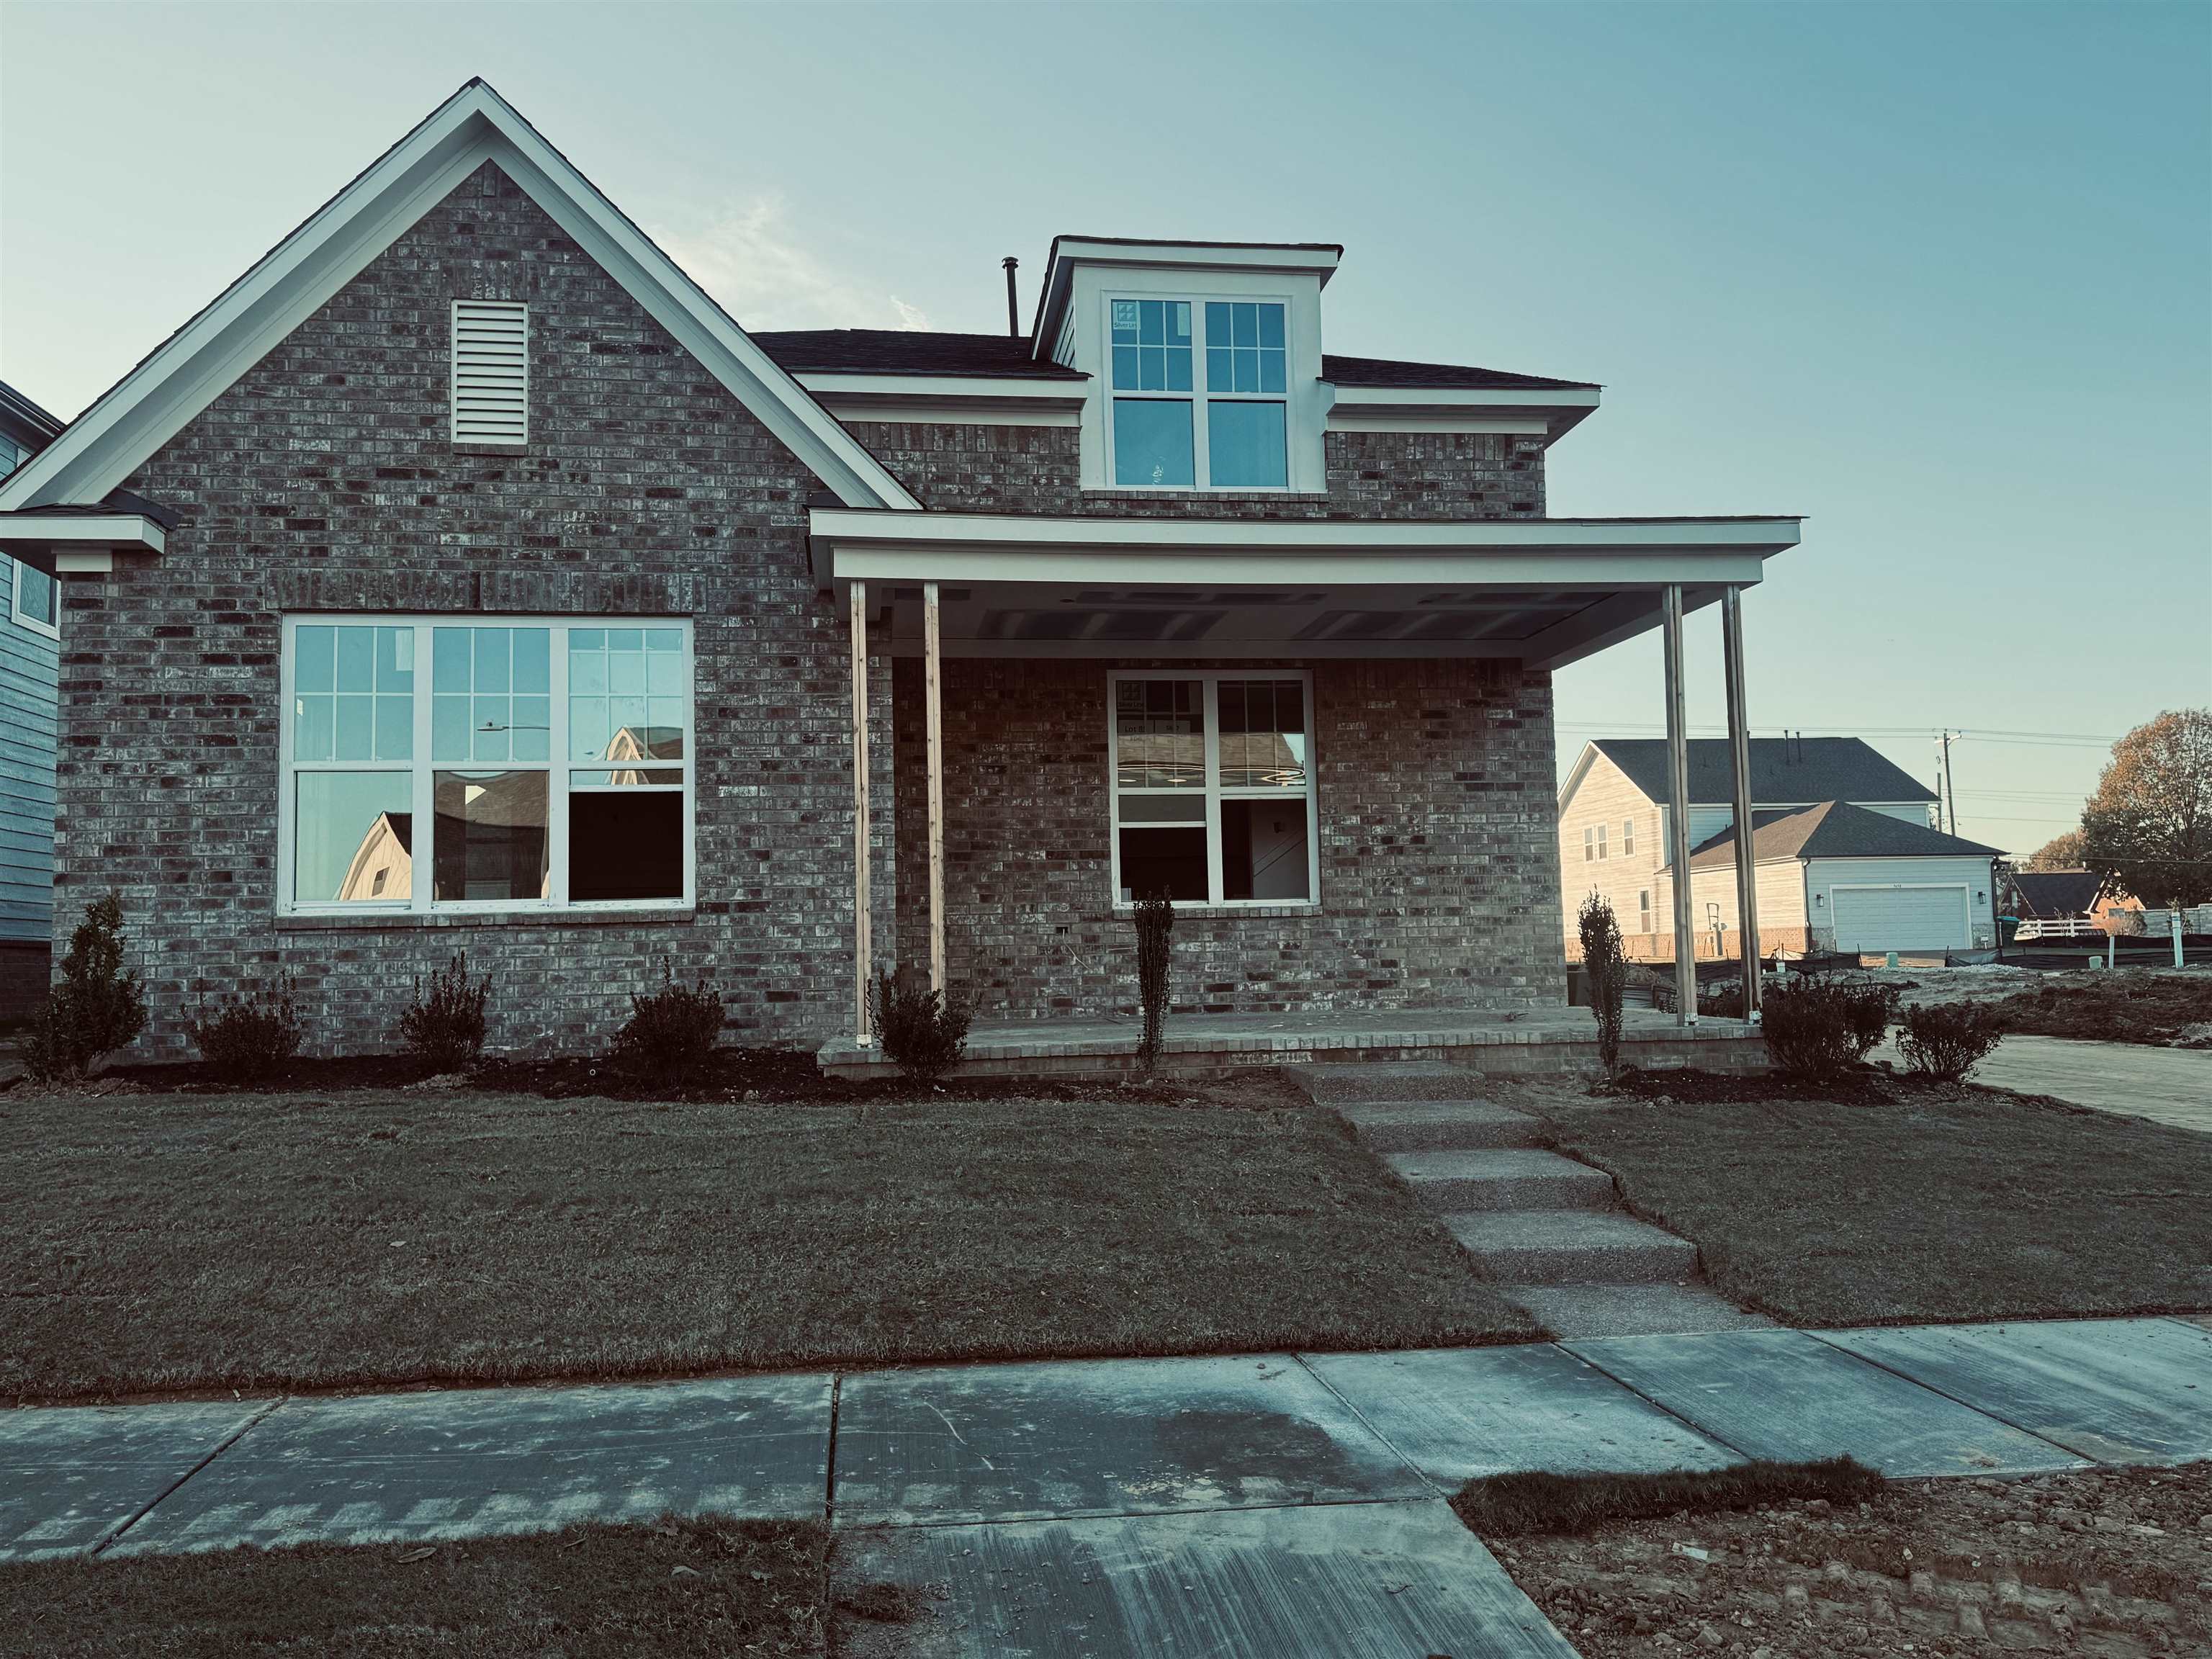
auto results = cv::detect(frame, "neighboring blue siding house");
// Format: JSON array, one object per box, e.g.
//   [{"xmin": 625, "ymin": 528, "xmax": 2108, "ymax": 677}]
[{"xmin": 0, "ymin": 382, "xmax": 63, "ymax": 1015}]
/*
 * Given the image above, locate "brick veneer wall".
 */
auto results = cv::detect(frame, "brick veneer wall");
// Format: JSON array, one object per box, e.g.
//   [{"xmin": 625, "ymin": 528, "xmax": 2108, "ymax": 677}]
[
  {"xmin": 65, "ymin": 162, "xmax": 896, "ymax": 1059},
  {"xmin": 893, "ymin": 657, "xmax": 1563, "ymax": 1022},
  {"xmin": 842, "ymin": 422, "xmax": 1547, "ymax": 518}
]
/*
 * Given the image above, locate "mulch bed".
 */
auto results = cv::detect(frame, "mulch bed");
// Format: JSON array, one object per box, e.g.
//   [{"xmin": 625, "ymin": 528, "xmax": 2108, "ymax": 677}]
[
  {"xmin": 0, "ymin": 1515, "xmax": 915, "ymax": 1659},
  {"xmin": 1485, "ymin": 1462, "xmax": 2212, "ymax": 1658},
  {"xmin": 70, "ymin": 1046, "xmax": 1310, "ymax": 1108}
]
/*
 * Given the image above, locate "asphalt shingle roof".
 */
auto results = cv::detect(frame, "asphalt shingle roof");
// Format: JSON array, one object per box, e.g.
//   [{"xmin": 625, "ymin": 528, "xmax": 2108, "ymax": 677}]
[
  {"xmin": 1591, "ymin": 737, "xmax": 1937, "ymax": 808},
  {"xmin": 752, "ymin": 331, "xmax": 1084, "ymax": 379},
  {"xmin": 749, "ymin": 330, "xmax": 1593, "ymax": 392},
  {"xmin": 2009, "ymin": 870, "xmax": 2107, "ymax": 918},
  {"xmin": 1683, "ymin": 801, "xmax": 2002, "ymax": 870}
]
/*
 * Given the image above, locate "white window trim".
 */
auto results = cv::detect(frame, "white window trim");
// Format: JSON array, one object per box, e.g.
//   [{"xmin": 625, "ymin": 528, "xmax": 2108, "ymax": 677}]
[
  {"xmin": 1100, "ymin": 290, "xmax": 1297, "ymax": 493},
  {"xmin": 1622, "ymin": 818, "xmax": 1636, "ymax": 858},
  {"xmin": 1595, "ymin": 823, "xmax": 1608, "ymax": 860},
  {"xmin": 450, "ymin": 300, "xmax": 530, "ymax": 447},
  {"xmin": 1106, "ymin": 670, "xmax": 1320, "ymax": 910},
  {"xmin": 10, "ymin": 558, "xmax": 59, "ymax": 639},
  {"xmin": 277, "ymin": 613, "xmax": 695, "ymax": 919},
  {"xmin": 1583, "ymin": 826, "xmax": 1595, "ymax": 863}
]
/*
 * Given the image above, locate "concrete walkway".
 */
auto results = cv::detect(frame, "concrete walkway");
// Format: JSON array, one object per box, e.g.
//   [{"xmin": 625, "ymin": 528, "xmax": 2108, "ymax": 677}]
[
  {"xmin": 1874, "ymin": 1031, "xmax": 2212, "ymax": 1132},
  {"xmin": 5, "ymin": 1317, "xmax": 2208, "ymax": 1655},
  {"xmin": 1300, "ymin": 1061, "xmax": 1773, "ymax": 1338}
]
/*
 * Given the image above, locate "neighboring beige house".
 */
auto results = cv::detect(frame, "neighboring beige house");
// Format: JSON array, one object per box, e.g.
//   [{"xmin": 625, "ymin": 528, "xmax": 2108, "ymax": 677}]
[{"xmin": 1559, "ymin": 737, "xmax": 1939, "ymax": 958}]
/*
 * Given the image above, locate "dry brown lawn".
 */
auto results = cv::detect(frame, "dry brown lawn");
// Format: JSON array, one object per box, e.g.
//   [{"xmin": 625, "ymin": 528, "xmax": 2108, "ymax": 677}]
[{"xmin": 2, "ymin": 1085, "xmax": 1532, "ymax": 1403}]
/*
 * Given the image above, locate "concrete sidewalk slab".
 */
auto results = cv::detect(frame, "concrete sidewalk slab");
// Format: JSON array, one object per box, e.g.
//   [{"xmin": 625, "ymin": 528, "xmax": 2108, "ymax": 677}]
[
  {"xmin": 1303, "ymin": 1344, "xmax": 1740, "ymax": 1483},
  {"xmin": 838, "ymin": 1498, "xmax": 1579, "ymax": 1658},
  {"xmin": 1817, "ymin": 1317, "xmax": 2212, "ymax": 1465},
  {"xmin": 109, "ymin": 1372, "xmax": 831, "ymax": 1555},
  {"xmin": 1567, "ymin": 1329, "xmax": 2092, "ymax": 1478},
  {"xmin": 0, "ymin": 1401, "xmax": 264, "ymax": 1562},
  {"xmin": 832, "ymin": 1354, "xmax": 1425, "ymax": 1527}
]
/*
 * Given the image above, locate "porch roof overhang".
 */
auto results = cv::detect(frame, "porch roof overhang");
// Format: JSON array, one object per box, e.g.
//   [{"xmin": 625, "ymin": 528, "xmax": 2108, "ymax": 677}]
[
  {"xmin": 0, "ymin": 509, "xmax": 170, "ymax": 573},
  {"xmin": 807, "ymin": 508, "xmax": 1802, "ymax": 671}
]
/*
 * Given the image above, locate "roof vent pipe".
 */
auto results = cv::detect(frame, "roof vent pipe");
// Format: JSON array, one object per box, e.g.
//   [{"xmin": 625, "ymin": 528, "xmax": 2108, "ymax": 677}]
[{"xmin": 1002, "ymin": 257, "xmax": 1020, "ymax": 338}]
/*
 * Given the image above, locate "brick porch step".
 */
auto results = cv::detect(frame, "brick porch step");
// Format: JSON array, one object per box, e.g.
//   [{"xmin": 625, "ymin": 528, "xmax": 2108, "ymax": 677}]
[
  {"xmin": 1387, "ymin": 1148, "xmax": 1614, "ymax": 1212},
  {"xmin": 1446, "ymin": 1209, "xmax": 1700, "ymax": 1286},
  {"xmin": 1333, "ymin": 1099, "xmax": 1543, "ymax": 1152}
]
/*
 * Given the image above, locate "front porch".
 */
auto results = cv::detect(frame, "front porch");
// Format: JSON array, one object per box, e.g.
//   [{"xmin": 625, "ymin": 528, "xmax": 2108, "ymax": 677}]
[{"xmin": 818, "ymin": 1004, "xmax": 1764, "ymax": 1079}]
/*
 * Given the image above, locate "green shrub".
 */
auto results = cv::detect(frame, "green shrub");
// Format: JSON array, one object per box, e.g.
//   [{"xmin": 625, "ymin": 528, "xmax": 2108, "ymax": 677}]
[
  {"xmin": 1896, "ymin": 1000, "xmax": 2005, "ymax": 1081},
  {"xmin": 22, "ymin": 891, "xmax": 148, "ymax": 1083},
  {"xmin": 1577, "ymin": 892, "xmax": 1627, "ymax": 1078},
  {"xmin": 397, "ymin": 953, "xmax": 490, "ymax": 1071},
  {"xmin": 613, "ymin": 966, "xmax": 727, "ymax": 1079},
  {"xmin": 870, "ymin": 972, "xmax": 971, "ymax": 1086},
  {"xmin": 189, "ymin": 979, "xmax": 304, "ymax": 1083},
  {"xmin": 1133, "ymin": 891, "xmax": 1175, "ymax": 1074},
  {"xmin": 1761, "ymin": 975, "xmax": 1895, "ymax": 1082}
]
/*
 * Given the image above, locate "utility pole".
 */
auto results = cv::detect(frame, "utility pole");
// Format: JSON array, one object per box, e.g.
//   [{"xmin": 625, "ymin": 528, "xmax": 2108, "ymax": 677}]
[{"xmin": 1937, "ymin": 730, "xmax": 1958, "ymax": 835}]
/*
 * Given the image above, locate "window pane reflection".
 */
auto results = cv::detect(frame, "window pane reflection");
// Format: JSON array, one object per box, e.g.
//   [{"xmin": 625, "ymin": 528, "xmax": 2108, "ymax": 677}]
[
  {"xmin": 296, "ymin": 773, "xmax": 412, "ymax": 903},
  {"xmin": 1218, "ymin": 680, "xmax": 1306, "ymax": 787},
  {"xmin": 433, "ymin": 770, "xmax": 548, "ymax": 902},
  {"xmin": 570, "ymin": 627, "xmax": 685, "ymax": 762},
  {"xmin": 1114, "ymin": 679, "xmax": 1203, "ymax": 787}
]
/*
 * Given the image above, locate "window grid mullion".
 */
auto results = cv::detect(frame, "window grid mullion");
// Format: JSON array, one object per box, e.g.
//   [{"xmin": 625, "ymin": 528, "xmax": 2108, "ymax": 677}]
[
  {"xmin": 411, "ymin": 622, "xmax": 433, "ymax": 914},
  {"xmin": 547, "ymin": 625, "xmax": 569, "ymax": 908},
  {"xmin": 1202, "ymin": 680, "xmax": 1224, "ymax": 904}
]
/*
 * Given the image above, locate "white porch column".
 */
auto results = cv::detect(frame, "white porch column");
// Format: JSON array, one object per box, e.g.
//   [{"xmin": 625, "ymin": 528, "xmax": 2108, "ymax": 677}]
[
  {"xmin": 1722, "ymin": 585, "xmax": 1762, "ymax": 1019},
  {"xmin": 1662, "ymin": 584, "xmax": 1697, "ymax": 1026},
  {"xmin": 850, "ymin": 581, "xmax": 873, "ymax": 1046},
  {"xmin": 924, "ymin": 581, "xmax": 946, "ymax": 997}
]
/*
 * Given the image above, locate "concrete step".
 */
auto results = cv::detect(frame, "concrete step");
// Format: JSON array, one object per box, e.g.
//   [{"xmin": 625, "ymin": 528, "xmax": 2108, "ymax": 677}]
[
  {"xmin": 1447, "ymin": 1209, "xmax": 1700, "ymax": 1286},
  {"xmin": 1503, "ymin": 1282, "xmax": 1776, "ymax": 1339},
  {"xmin": 1295, "ymin": 1062, "xmax": 1485, "ymax": 1105},
  {"xmin": 1387, "ymin": 1148, "xmax": 1614, "ymax": 1213},
  {"xmin": 1334, "ymin": 1099, "xmax": 1542, "ymax": 1152}
]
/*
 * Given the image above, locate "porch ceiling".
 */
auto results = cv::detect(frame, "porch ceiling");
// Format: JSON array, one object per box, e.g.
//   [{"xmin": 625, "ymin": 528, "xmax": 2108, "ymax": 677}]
[{"xmin": 807, "ymin": 509, "xmax": 1801, "ymax": 671}]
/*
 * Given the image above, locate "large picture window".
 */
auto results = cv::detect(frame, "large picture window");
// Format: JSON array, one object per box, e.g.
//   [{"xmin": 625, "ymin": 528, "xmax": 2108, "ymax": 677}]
[
  {"xmin": 280, "ymin": 615, "xmax": 693, "ymax": 914},
  {"xmin": 1108, "ymin": 672, "xmax": 1317, "ymax": 907},
  {"xmin": 1107, "ymin": 297, "xmax": 1290, "ymax": 490}
]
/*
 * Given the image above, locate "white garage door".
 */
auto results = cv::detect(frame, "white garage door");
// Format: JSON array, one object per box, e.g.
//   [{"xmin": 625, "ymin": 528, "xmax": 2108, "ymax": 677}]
[{"xmin": 1831, "ymin": 884, "xmax": 1969, "ymax": 952}]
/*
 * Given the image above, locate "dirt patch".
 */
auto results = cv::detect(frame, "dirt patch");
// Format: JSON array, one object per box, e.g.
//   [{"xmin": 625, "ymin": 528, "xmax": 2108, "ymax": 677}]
[
  {"xmin": 1485, "ymin": 1462, "xmax": 2212, "ymax": 1658},
  {"xmin": 1987, "ymin": 971, "xmax": 2212, "ymax": 1047}
]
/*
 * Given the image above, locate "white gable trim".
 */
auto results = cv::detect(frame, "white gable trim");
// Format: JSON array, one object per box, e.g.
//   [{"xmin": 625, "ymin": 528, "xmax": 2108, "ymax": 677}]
[{"xmin": 0, "ymin": 79, "xmax": 920, "ymax": 515}]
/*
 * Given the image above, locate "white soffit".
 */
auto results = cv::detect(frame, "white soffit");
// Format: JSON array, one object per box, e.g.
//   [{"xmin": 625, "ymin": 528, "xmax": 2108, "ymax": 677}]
[{"xmin": 0, "ymin": 79, "xmax": 921, "ymax": 515}]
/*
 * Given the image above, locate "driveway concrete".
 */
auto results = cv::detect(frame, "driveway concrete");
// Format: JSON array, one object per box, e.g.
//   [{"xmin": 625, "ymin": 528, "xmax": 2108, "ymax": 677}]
[
  {"xmin": 1566, "ymin": 1329, "xmax": 2092, "ymax": 1478},
  {"xmin": 1874, "ymin": 1031, "xmax": 2212, "ymax": 1132},
  {"xmin": 838, "ymin": 1500, "xmax": 1579, "ymax": 1659}
]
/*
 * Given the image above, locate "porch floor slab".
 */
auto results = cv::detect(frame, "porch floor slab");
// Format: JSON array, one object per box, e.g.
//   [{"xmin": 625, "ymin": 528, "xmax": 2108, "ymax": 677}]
[{"xmin": 820, "ymin": 1004, "xmax": 1761, "ymax": 1079}]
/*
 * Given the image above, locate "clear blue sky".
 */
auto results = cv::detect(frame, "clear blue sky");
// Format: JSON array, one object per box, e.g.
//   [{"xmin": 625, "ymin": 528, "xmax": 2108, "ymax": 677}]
[{"xmin": 4, "ymin": 1, "xmax": 2206, "ymax": 856}]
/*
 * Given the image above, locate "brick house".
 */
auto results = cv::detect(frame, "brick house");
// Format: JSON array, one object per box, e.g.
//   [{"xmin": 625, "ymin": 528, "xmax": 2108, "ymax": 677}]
[{"xmin": 0, "ymin": 81, "xmax": 1800, "ymax": 1061}]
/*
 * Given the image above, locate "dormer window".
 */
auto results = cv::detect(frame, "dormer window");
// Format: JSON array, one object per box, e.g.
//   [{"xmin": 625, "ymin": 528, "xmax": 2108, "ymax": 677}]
[{"xmin": 1108, "ymin": 297, "xmax": 1289, "ymax": 489}]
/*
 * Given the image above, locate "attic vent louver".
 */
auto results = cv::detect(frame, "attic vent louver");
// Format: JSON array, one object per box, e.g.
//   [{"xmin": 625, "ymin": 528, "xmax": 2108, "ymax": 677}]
[{"xmin": 451, "ymin": 301, "xmax": 529, "ymax": 444}]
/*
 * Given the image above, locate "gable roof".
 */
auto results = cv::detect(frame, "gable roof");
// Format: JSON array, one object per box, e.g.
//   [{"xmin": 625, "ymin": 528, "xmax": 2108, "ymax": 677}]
[
  {"xmin": 0, "ymin": 80, "xmax": 920, "ymax": 517},
  {"xmin": 1580, "ymin": 737, "xmax": 1936, "ymax": 809},
  {"xmin": 2009, "ymin": 869, "xmax": 2107, "ymax": 918},
  {"xmin": 0, "ymin": 382, "xmax": 63, "ymax": 460},
  {"xmin": 754, "ymin": 330, "xmax": 1084, "ymax": 380},
  {"xmin": 1683, "ymin": 800, "xmax": 2002, "ymax": 869}
]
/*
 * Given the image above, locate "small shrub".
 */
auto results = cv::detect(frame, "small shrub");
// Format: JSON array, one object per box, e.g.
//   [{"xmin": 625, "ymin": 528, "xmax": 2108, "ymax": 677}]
[
  {"xmin": 190, "ymin": 979, "xmax": 304, "ymax": 1083},
  {"xmin": 871, "ymin": 972, "xmax": 971, "ymax": 1085},
  {"xmin": 22, "ymin": 891, "xmax": 148, "ymax": 1083},
  {"xmin": 1761, "ymin": 975, "xmax": 1896, "ymax": 1082},
  {"xmin": 1577, "ymin": 892, "xmax": 1627, "ymax": 1078},
  {"xmin": 1896, "ymin": 1000, "xmax": 2006, "ymax": 1081},
  {"xmin": 613, "ymin": 966, "xmax": 727, "ymax": 1079},
  {"xmin": 1133, "ymin": 891, "xmax": 1175, "ymax": 1074},
  {"xmin": 397, "ymin": 953, "xmax": 490, "ymax": 1071}
]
